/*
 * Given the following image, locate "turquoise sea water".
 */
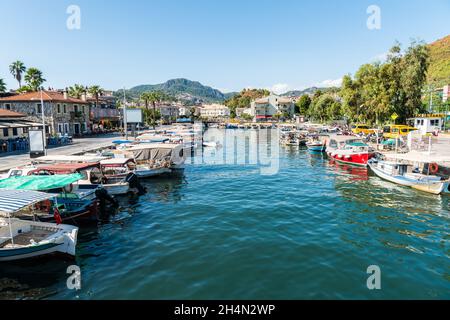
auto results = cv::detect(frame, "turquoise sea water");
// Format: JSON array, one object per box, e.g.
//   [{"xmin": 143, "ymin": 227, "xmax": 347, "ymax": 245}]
[{"xmin": 1, "ymin": 129, "xmax": 449, "ymax": 299}]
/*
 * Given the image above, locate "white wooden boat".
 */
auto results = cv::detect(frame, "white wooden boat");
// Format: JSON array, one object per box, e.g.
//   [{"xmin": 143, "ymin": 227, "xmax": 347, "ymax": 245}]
[
  {"xmin": 0, "ymin": 189, "xmax": 78, "ymax": 261},
  {"xmin": 118, "ymin": 143, "xmax": 186, "ymax": 177},
  {"xmin": 368, "ymin": 159, "xmax": 450, "ymax": 195}
]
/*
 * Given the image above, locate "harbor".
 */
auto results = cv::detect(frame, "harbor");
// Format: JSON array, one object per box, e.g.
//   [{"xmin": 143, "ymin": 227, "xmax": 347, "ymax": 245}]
[
  {"xmin": 0, "ymin": 0, "xmax": 449, "ymax": 304},
  {"xmin": 0, "ymin": 124, "xmax": 449, "ymax": 299}
]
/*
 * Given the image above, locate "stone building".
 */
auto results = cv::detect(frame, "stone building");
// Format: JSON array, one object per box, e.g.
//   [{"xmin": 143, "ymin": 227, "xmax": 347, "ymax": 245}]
[{"xmin": 0, "ymin": 90, "xmax": 91, "ymax": 136}]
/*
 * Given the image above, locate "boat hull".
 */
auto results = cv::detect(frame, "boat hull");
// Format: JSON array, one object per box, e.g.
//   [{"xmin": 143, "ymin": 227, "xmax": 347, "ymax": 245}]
[
  {"xmin": 368, "ymin": 163, "xmax": 418, "ymax": 186},
  {"xmin": 331, "ymin": 152, "xmax": 372, "ymax": 167},
  {"xmin": 411, "ymin": 181, "xmax": 450, "ymax": 195},
  {"xmin": 135, "ymin": 167, "xmax": 172, "ymax": 178},
  {"xmin": 103, "ymin": 182, "xmax": 130, "ymax": 195},
  {"xmin": 0, "ymin": 220, "xmax": 78, "ymax": 261},
  {"xmin": 307, "ymin": 144, "xmax": 326, "ymax": 152}
]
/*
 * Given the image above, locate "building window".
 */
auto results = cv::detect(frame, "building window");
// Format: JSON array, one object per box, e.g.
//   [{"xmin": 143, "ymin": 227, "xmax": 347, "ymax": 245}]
[
  {"xmin": 57, "ymin": 104, "xmax": 61, "ymax": 113},
  {"xmin": 5, "ymin": 104, "xmax": 11, "ymax": 110},
  {"xmin": 82, "ymin": 105, "xmax": 85, "ymax": 114},
  {"xmin": 74, "ymin": 105, "xmax": 79, "ymax": 113},
  {"xmin": 12, "ymin": 128, "xmax": 18, "ymax": 136},
  {"xmin": 58, "ymin": 123, "xmax": 63, "ymax": 133},
  {"xmin": 2, "ymin": 128, "xmax": 8, "ymax": 137},
  {"xmin": 36, "ymin": 103, "xmax": 42, "ymax": 114},
  {"xmin": 63, "ymin": 104, "xmax": 67, "ymax": 113}
]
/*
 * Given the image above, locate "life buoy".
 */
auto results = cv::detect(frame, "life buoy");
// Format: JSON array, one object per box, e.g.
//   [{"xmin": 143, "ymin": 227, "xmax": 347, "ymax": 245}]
[{"xmin": 429, "ymin": 163, "xmax": 439, "ymax": 174}]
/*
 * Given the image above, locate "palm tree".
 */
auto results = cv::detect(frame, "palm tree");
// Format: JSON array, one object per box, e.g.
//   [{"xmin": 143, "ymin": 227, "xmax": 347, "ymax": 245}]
[
  {"xmin": 140, "ymin": 92, "xmax": 152, "ymax": 111},
  {"xmin": 88, "ymin": 85, "xmax": 104, "ymax": 107},
  {"xmin": 148, "ymin": 91, "xmax": 167, "ymax": 129},
  {"xmin": 68, "ymin": 84, "xmax": 86, "ymax": 99},
  {"xmin": 0, "ymin": 78, "xmax": 6, "ymax": 93},
  {"xmin": 9, "ymin": 61, "xmax": 26, "ymax": 89},
  {"xmin": 24, "ymin": 68, "xmax": 45, "ymax": 91}
]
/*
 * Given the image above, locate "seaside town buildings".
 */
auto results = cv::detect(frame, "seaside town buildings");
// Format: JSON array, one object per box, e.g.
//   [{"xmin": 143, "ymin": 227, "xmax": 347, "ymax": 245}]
[
  {"xmin": 199, "ymin": 104, "xmax": 230, "ymax": 119},
  {"xmin": 0, "ymin": 89, "xmax": 121, "ymax": 136},
  {"xmin": 248, "ymin": 94, "xmax": 295, "ymax": 122},
  {"xmin": 0, "ymin": 90, "xmax": 90, "ymax": 136}
]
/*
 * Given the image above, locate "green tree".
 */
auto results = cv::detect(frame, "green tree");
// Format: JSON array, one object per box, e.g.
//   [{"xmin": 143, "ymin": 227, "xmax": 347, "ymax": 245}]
[
  {"xmin": 140, "ymin": 91, "xmax": 172, "ymax": 128},
  {"xmin": 69, "ymin": 84, "xmax": 86, "ymax": 99},
  {"xmin": 339, "ymin": 41, "xmax": 429, "ymax": 125},
  {"xmin": 399, "ymin": 41, "xmax": 430, "ymax": 122},
  {"xmin": 224, "ymin": 88, "xmax": 270, "ymax": 115},
  {"xmin": 24, "ymin": 68, "xmax": 45, "ymax": 91},
  {"xmin": 295, "ymin": 94, "xmax": 311, "ymax": 115},
  {"xmin": 0, "ymin": 78, "xmax": 6, "ymax": 93},
  {"xmin": 309, "ymin": 94, "xmax": 339, "ymax": 123},
  {"xmin": 88, "ymin": 85, "xmax": 104, "ymax": 107},
  {"xmin": 9, "ymin": 61, "xmax": 26, "ymax": 89}
]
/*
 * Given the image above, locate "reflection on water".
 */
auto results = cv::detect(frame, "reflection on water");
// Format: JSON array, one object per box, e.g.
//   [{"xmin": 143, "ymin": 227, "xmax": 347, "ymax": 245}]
[{"xmin": 1, "ymin": 129, "xmax": 449, "ymax": 300}]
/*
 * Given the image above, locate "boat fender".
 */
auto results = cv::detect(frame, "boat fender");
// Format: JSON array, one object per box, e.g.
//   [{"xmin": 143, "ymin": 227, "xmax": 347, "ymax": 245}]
[{"xmin": 429, "ymin": 163, "xmax": 439, "ymax": 174}]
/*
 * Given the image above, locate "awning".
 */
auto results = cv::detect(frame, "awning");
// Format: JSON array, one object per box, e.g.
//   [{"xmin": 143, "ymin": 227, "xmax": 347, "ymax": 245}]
[
  {"xmin": 0, "ymin": 173, "xmax": 83, "ymax": 191},
  {"xmin": 35, "ymin": 155, "xmax": 107, "ymax": 163},
  {"xmin": 0, "ymin": 189, "xmax": 54, "ymax": 215}
]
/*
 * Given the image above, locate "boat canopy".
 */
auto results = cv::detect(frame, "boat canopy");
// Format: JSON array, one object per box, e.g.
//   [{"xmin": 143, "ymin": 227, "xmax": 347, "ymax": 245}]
[
  {"xmin": 129, "ymin": 144, "xmax": 184, "ymax": 165},
  {"xmin": 112, "ymin": 140, "xmax": 133, "ymax": 145},
  {"xmin": 35, "ymin": 155, "xmax": 108, "ymax": 163},
  {"xmin": 0, "ymin": 189, "xmax": 54, "ymax": 215},
  {"xmin": 0, "ymin": 174, "xmax": 83, "ymax": 191},
  {"xmin": 136, "ymin": 134, "xmax": 170, "ymax": 142},
  {"xmin": 100, "ymin": 158, "xmax": 134, "ymax": 166},
  {"xmin": 36, "ymin": 163, "xmax": 100, "ymax": 174}
]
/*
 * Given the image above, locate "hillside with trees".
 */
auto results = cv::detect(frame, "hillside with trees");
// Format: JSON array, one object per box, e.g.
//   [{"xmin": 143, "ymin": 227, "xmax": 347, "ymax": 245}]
[{"xmin": 427, "ymin": 34, "xmax": 450, "ymax": 88}]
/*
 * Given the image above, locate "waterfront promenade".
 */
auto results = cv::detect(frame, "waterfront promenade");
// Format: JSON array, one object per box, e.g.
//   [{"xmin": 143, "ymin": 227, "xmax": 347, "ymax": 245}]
[{"xmin": 0, "ymin": 134, "xmax": 119, "ymax": 172}]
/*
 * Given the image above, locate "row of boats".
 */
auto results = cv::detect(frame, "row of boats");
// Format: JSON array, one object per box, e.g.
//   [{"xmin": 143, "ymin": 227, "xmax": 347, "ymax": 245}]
[
  {"xmin": 0, "ymin": 126, "xmax": 198, "ymax": 262},
  {"xmin": 297, "ymin": 132, "xmax": 450, "ymax": 196}
]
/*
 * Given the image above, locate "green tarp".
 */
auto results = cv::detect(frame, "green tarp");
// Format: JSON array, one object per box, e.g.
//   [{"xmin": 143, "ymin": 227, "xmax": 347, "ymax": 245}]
[{"xmin": 0, "ymin": 173, "xmax": 83, "ymax": 191}]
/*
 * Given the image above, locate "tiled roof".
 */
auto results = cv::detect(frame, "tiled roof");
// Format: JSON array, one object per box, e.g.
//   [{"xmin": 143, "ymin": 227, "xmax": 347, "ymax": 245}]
[
  {"xmin": 0, "ymin": 91, "xmax": 89, "ymax": 104},
  {"xmin": 0, "ymin": 109, "xmax": 26, "ymax": 117}
]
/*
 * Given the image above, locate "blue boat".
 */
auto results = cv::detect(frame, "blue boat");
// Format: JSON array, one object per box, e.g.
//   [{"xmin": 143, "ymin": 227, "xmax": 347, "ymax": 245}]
[{"xmin": 306, "ymin": 141, "xmax": 326, "ymax": 152}]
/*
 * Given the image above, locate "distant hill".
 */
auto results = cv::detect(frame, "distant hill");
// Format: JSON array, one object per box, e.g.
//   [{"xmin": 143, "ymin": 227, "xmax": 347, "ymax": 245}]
[
  {"xmin": 125, "ymin": 78, "xmax": 228, "ymax": 103},
  {"xmin": 427, "ymin": 34, "xmax": 450, "ymax": 88},
  {"xmin": 281, "ymin": 86, "xmax": 338, "ymax": 97}
]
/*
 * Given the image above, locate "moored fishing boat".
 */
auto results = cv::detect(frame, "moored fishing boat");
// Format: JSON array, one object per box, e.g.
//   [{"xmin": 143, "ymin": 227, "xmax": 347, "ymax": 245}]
[
  {"xmin": 116, "ymin": 143, "xmax": 186, "ymax": 178},
  {"xmin": 368, "ymin": 158, "xmax": 450, "ymax": 195},
  {"xmin": 0, "ymin": 189, "xmax": 78, "ymax": 261},
  {"xmin": 0, "ymin": 174, "xmax": 100, "ymax": 223},
  {"xmin": 326, "ymin": 135, "xmax": 375, "ymax": 167},
  {"xmin": 306, "ymin": 135, "xmax": 327, "ymax": 152}
]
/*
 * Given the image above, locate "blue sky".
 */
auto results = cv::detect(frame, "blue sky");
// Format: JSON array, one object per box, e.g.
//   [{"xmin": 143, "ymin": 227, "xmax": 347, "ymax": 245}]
[{"xmin": 0, "ymin": 0, "xmax": 449, "ymax": 93}]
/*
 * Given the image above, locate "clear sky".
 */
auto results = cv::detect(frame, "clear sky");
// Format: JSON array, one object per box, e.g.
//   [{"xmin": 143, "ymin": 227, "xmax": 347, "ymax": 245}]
[{"xmin": 0, "ymin": 0, "xmax": 449, "ymax": 93}]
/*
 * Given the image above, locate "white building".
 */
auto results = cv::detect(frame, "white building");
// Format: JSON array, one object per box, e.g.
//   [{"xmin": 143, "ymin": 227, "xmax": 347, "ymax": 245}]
[
  {"xmin": 200, "ymin": 104, "xmax": 230, "ymax": 119},
  {"xmin": 179, "ymin": 106, "xmax": 195, "ymax": 117},
  {"xmin": 250, "ymin": 95, "xmax": 295, "ymax": 122},
  {"xmin": 411, "ymin": 114, "xmax": 446, "ymax": 135}
]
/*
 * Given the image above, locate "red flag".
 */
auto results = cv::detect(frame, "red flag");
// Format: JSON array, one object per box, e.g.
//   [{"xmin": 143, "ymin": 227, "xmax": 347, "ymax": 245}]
[{"xmin": 53, "ymin": 207, "xmax": 62, "ymax": 225}]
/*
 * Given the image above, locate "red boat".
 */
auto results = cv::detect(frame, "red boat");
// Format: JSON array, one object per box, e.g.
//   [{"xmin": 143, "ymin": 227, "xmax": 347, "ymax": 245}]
[{"xmin": 326, "ymin": 135, "xmax": 375, "ymax": 167}]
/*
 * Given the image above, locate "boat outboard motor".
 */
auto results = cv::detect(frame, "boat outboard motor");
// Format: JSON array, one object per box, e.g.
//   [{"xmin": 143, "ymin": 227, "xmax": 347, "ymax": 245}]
[
  {"xmin": 95, "ymin": 187, "xmax": 119, "ymax": 210},
  {"xmin": 125, "ymin": 172, "xmax": 146, "ymax": 195}
]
